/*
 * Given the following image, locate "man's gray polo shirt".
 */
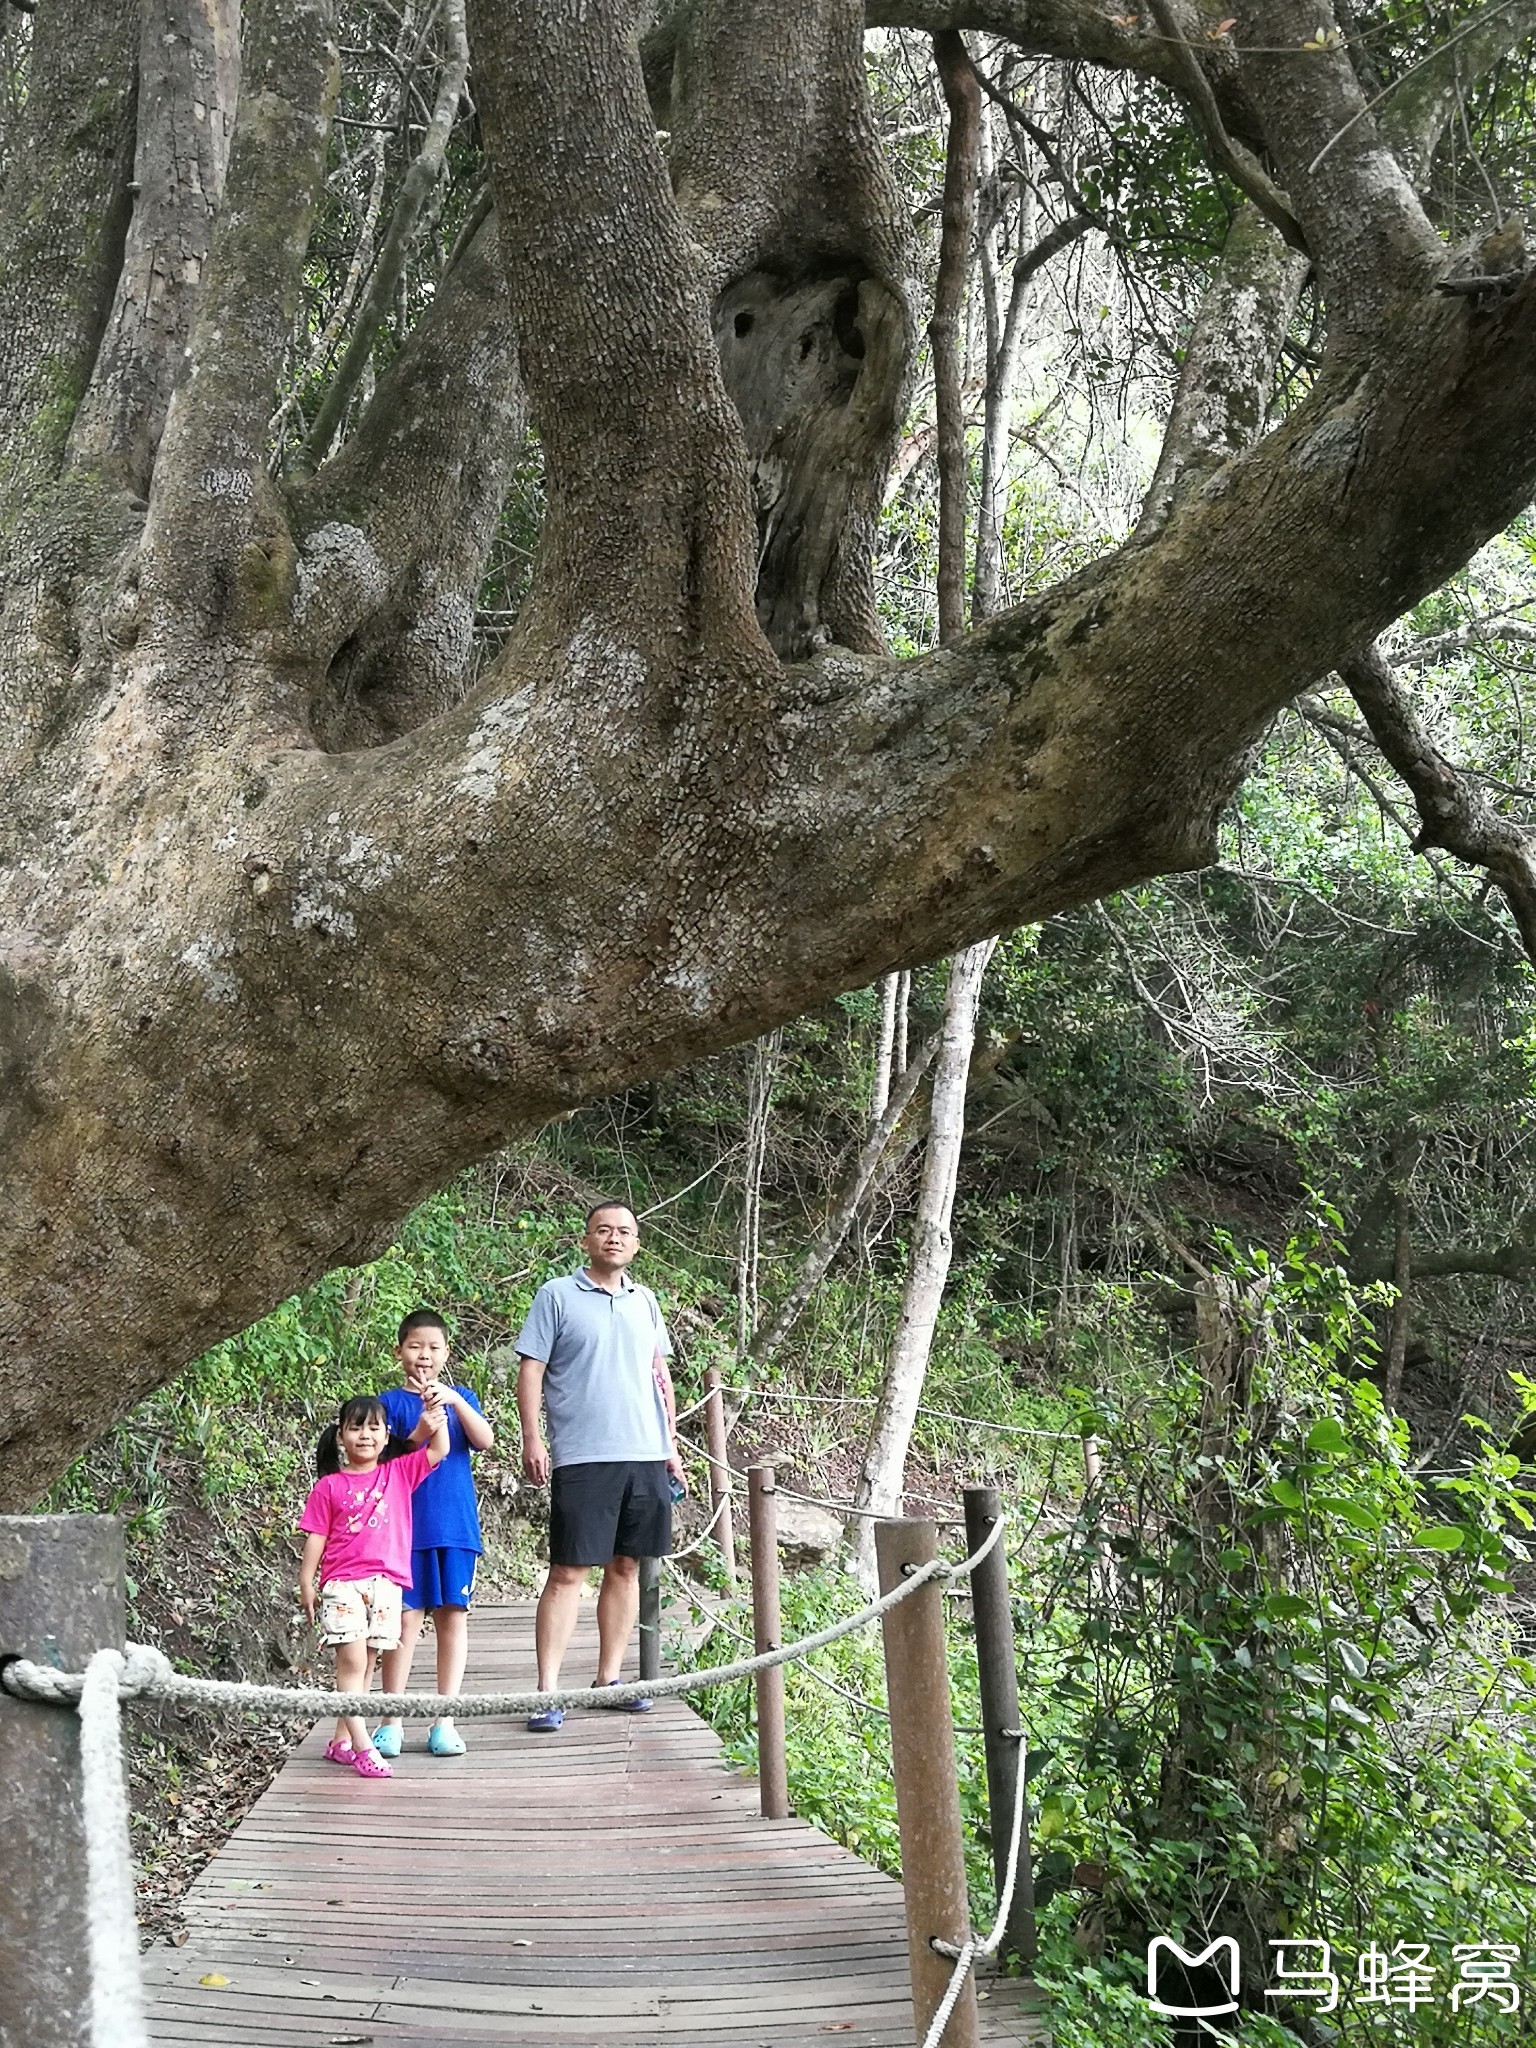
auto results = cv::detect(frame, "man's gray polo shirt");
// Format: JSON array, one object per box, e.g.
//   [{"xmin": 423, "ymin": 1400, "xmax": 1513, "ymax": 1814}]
[{"xmin": 515, "ymin": 1267, "xmax": 673, "ymax": 1468}]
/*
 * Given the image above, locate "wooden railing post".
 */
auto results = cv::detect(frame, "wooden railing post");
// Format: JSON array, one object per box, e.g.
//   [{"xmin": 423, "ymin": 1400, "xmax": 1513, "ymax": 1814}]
[
  {"xmin": 747, "ymin": 1464, "xmax": 789, "ymax": 1820},
  {"xmin": 875, "ymin": 1517, "xmax": 981, "ymax": 2048},
  {"xmin": 963, "ymin": 1483, "xmax": 1036, "ymax": 1966},
  {"xmin": 703, "ymin": 1364, "xmax": 738, "ymax": 1588},
  {"xmin": 0, "ymin": 1513, "xmax": 126, "ymax": 2048},
  {"xmin": 638, "ymin": 1555, "xmax": 662, "ymax": 1681}
]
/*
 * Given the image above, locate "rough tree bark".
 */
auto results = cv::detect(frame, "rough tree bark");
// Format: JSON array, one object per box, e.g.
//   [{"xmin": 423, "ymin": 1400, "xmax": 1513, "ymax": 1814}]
[{"xmin": 3, "ymin": 0, "xmax": 1536, "ymax": 1499}]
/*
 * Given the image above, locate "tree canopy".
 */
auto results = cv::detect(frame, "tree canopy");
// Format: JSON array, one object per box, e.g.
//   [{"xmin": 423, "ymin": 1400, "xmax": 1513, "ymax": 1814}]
[{"xmin": 1, "ymin": 0, "xmax": 1534, "ymax": 1503}]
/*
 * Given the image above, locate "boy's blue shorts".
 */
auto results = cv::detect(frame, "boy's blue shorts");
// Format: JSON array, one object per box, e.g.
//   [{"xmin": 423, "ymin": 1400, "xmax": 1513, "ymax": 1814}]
[{"xmin": 402, "ymin": 1546, "xmax": 478, "ymax": 1612}]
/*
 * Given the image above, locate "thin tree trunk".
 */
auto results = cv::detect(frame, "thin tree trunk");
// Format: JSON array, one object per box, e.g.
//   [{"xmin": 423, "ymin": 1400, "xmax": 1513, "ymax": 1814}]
[
  {"xmin": 846, "ymin": 937, "xmax": 996, "ymax": 1583},
  {"xmin": 736, "ymin": 1029, "xmax": 782, "ymax": 1358},
  {"xmin": 930, "ymin": 30, "xmax": 980, "ymax": 645},
  {"xmin": 750, "ymin": 1026, "xmax": 941, "ymax": 1371},
  {"xmin": 1382, "ymin": 1135, "xmax": 1419, "ymax": 1410},
  {"xmin": 871, "ymin": 971, "xmax": 901, "ymax": 1118}
]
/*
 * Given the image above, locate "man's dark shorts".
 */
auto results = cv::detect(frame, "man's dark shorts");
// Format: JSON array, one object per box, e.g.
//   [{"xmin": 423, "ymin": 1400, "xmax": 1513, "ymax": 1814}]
[{"xmin": 549, "ymin": 1460, "xmax": 674, "ymax": 1567}]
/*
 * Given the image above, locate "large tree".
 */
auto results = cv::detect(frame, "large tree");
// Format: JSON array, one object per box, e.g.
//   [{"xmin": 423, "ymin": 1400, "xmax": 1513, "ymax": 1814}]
[{"xmin": 1, "ymin": 0, "xmax": 1533, "ymax": 1503}]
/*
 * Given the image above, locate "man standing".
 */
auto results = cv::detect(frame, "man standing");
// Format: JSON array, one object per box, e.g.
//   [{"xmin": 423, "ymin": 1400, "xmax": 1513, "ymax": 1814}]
[{"xmin": 515, "ymin": 1200, "xmax": 684, "ymax": 1732}]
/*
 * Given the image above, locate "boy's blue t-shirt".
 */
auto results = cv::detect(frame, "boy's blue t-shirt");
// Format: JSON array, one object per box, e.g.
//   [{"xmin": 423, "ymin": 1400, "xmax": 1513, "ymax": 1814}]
[{"xmin": 379, "ymin": 1384, "xmax": 485, "ymax": 1553}]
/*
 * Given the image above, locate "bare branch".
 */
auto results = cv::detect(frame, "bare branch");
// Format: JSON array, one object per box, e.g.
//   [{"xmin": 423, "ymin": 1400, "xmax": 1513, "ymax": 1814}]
[
  {"xmin": 1373, "ymin": 0, "xmax": 1536, "ymax": 189},
  {"xmin": 1144, "ymin": 0, "xmax": 1307, "ymax": 252},
  {"xmin": 1341, "ymin": 640, "xmax": 1536, "ymax": 965},
  {"xmin": 299, "ymin": 0, "xmax": 470, "ymax": 472}
]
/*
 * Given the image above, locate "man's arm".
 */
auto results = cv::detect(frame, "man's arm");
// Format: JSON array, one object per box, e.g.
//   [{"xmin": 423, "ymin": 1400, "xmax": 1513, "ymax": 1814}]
[
  {"xmin": 652, "ymin": 1348, "xmax": 685, "ymax": 1489},
  {"xmin": 517, "ymin": 1355, "xmax": 550, "ymax": 1483}
]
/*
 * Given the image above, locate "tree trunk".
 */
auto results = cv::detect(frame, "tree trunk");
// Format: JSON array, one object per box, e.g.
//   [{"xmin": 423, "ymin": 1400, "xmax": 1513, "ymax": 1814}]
[
  {"xmin": 736, "ymin": 1030, "xmax": 782, "ymax": 1357},
  {"xmin": 3, "ymin": 0, "xmax": 1536, "ymax": 1498},
  {"xmin": 846, "ymin": 937, "xmax": 995, "ymax": 1583}
]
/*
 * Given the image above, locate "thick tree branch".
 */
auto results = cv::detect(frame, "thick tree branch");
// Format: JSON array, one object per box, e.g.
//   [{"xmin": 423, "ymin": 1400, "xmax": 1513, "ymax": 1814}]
[
  {"xmin": 867, "ymin": 0, "xmax": 1194, "ymax": 90},
  {"xmin": 1340, "ymin": 640, "xmax": 1536, "ymax": 964},
  {"xmin": 467, "ymin": 0, "xmax": 760, "ymax": 658},
  {"xmin": 141, "ymin": 0, "xmax": 338, "ymax": 658},
  {"xmin": 0, "ymin": 0, "xmax": 138, "ymax": 506},
  {"xmin": 67, "ymin": 0, "xmax": 242, "ymax": 499},
  {"xmin": 667, "ymin": 0, "xmax": 917, "ymax": 655},
  {"xmin": 289, "ymin": 218, "xmax": 525, "ymax": 747},
  {"xmin": 1136, "ymin": 204, "xmax": 1310, "ymax": 537},
  {"xmin": 1237, "ymin": 0, "xmax": 1442, "ymax": 331}
]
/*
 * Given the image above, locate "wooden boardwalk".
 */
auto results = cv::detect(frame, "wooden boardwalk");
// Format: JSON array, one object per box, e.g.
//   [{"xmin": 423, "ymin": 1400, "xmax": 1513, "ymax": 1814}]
[{"xmin": 143, "ymin": 1601, "xmax": 1050, "ymax": 2046}]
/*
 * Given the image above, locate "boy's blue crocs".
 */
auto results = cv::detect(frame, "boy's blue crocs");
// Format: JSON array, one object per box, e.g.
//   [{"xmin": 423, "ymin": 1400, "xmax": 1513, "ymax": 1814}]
[
  {"xmin": 594, "ymin": 1679, "xmax": 652, "ymax": 1713},
  {"xmin": 371, "ymin": 1723, "xmax": 403, "ymax": 1759},
  {"xmin": 427, "ymin": 1719, "xmax": 467, "ymax": 1757},
  {"xmin": 526, "ymin": 1706, "xmax": 564, "ymax": 1733}
]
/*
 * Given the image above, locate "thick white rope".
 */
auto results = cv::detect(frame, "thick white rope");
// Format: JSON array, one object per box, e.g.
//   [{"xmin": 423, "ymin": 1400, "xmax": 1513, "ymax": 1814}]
[
  {"xmin": 3, "ymin": 1514, "xmax": 1005, "ymax": 1721},
  {"xmin": 5, "ymin": 1515, "xmax": 1008, "ymax": 2048},
  {"xmin": 922, "ymin": 1708, "xmax": 1033, "ymax": 2046},
  {"xmin": 77, "ymin": 1648, "xmax": 153, "ymax": 2048}
]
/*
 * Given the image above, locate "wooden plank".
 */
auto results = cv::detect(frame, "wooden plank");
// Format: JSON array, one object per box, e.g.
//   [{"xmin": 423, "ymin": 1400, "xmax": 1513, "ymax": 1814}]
[{"xmin": 144, "ymin": 1601, "xmax": 1050, "ymax": 2046}]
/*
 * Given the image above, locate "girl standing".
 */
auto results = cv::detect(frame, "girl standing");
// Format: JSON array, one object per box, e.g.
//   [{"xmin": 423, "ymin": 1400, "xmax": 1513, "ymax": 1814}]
[{"xmin": 297, "ymin": 1390, "xmax": 448, "ymax": 1778}]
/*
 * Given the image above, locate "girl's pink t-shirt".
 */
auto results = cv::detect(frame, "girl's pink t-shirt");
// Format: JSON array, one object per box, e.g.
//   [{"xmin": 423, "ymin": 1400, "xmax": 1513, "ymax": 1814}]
[{"xmin": 298, "ymin": 1448, "xmax": 435, "ymax": 1587}]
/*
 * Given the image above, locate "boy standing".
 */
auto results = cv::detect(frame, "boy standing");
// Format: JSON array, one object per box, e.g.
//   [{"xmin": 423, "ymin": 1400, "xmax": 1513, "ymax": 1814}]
[{"xmin": 373, "ymin": 1308, "xmax": 494, "ymax": 1757}]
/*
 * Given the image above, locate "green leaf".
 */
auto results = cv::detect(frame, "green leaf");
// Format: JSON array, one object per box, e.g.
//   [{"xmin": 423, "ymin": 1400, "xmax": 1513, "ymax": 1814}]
[
  {"xmin": 1263, "ymin": 1593, "xmax": 1312, "ymax": 1621},
  {"xmin": 1306, "ymin": 1418, "xmax": 1350, "ymax": 1455},
  {"xmin": 1270, "ymin": 1478, "xmax": 1305, "ymax": 1511},
  {"xmin": 1337, "ymin": 1639, "xmax": 1369, "ymax": 1679},
  {"xmin": 1414, "ymin": 1525, "xmax": 1466, "ymax": 1551}
]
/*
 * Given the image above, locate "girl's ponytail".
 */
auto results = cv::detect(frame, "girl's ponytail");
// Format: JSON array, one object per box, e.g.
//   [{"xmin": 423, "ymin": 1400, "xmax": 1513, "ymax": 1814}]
[{"xmin": 316, "ymin": 1422, "xmax": 343, "ymax": 1478}]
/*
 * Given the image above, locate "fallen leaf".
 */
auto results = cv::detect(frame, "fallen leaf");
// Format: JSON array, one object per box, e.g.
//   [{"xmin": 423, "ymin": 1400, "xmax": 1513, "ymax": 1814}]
[
  {"xmin": 197, "ymin": 1973, "xmax": 230, "ymax": 1989},
  {"xmin": 821, "ymin": 2028, "xmax": 855, "ymax": 2034}
]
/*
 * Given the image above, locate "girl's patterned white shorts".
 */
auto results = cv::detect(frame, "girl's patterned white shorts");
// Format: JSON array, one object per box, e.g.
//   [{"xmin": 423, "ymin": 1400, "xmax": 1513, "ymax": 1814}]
[{"xmin": 319, "ymin": 1575, "xmax": 403, "ymax": 1648}]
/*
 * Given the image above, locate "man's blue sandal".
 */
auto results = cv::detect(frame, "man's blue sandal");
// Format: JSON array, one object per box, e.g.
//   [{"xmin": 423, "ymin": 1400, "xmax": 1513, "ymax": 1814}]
[
  {"xmin": 427, "ymin": 1720, "xmax": 467, "ymax": 1757},
  {"xmin": 526, "ymin": 1706, "xmax": 564, "ymax": 1733},
  {"xmin": 371, "ymin": 1723, "xmax": 403, "ymax": 1759},
  {"xmin": 594, "ymin": 1679, "xmax": 652, "ymax": 1713}
]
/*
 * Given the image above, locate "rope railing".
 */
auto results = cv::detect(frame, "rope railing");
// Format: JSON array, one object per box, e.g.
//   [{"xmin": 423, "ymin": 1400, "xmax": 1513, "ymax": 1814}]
[
  {"xmin": 2, "ymin": 1513, "xmax": 1009, "ymax": 2048},
  {"xmin": 923, "ymin": 1702, "xmax": 1032, "ymax": 2048}
]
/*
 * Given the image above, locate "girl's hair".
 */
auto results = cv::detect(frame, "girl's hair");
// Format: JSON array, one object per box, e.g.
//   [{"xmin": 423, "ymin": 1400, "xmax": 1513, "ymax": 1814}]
[{"xmin": 315, "ymin": 1395, "xmax": 412, "ymax": 1478}]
